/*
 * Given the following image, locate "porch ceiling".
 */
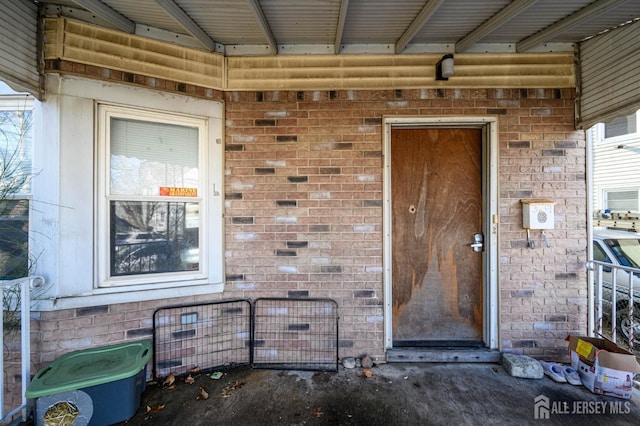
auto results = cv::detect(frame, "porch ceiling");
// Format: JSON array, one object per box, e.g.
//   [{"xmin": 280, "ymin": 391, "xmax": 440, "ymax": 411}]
[{"xmin": 39, "ymin": 0, "xmax": 640, "ymax": 55}]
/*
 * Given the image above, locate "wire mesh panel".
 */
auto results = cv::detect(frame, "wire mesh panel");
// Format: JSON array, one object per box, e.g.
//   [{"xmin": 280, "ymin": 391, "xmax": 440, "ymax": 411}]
[
  {"xmin": 253, "ymin": 298, "xmax": 339, "ymax": 372},
  {"xmin": 153, "ymin": 299, "xmax": 252, "ymax": 379}
]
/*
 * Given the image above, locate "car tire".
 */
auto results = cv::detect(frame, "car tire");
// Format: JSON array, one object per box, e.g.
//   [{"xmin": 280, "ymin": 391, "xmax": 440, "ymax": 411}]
[{"xmin": 615, "ymin": 307, "xmax": 640, "ymax": 347}]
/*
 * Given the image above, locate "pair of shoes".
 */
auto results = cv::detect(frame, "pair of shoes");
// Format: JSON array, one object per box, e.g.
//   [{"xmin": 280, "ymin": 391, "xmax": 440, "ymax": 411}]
[
  {"xmin": 562, "ymin": 366, "xmax": 582, "ymax": 386},
  {"xmin": 540, "ymin": 361, "xmax": 566, "ymax": 382},
  {"xmin": 539, "ymin": 361, "xmax": 582, "ymax": 385}
]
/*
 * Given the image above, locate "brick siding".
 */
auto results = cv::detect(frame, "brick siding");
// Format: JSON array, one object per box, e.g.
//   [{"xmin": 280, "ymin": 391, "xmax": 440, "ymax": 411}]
[
  {"xmin": 221, "ymin": 88, "xmax": 587, "ymax": 361},
  {"xmin": 32, "ymin": 66, "xmax": 587, "ymax": 370}
]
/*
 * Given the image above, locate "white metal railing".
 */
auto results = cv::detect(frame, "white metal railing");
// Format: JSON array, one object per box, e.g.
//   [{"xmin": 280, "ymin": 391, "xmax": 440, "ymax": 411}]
[
  {"xmin": 0, "ymin": 276, "xmax": 44, "ymax": 424},
  {"xmin": 587, "ymin": 260, "xmax": 637, "ymax": 351}
]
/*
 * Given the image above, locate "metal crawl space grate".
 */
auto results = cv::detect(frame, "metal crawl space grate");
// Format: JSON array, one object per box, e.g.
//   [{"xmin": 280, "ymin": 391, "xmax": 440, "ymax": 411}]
[
  {"xmin": 152, "ymin": 299, "xmax": 252, "ymax": 379},
  {"xmin": 252, "ymin": 298, "xmax": 339, "ymax": 372}
]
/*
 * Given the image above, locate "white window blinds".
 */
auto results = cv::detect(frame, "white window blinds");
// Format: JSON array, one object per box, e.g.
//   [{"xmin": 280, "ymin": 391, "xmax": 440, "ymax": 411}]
[{"xmin": 110, "ymin": 117, "xmax": 199, "ymax": 196}]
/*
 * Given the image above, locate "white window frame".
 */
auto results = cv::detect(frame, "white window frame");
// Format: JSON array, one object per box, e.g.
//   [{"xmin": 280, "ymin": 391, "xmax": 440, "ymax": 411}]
[
  {"xmin": 0, "ymin": 95, "xmax": 34, "ymax": 197},
  {"xmin": 96, "ymin": 103, "xmax": 211, "ymax": 288}
]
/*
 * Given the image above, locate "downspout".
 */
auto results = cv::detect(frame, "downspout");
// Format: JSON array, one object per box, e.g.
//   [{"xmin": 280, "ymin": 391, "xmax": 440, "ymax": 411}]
[
  {"xmin": 575, "ymin": 42, "xmax": 595, "ymax": 337},
  {"xmin": 586, "ymin": 126, "xmax": 595, "ymax": 337}
]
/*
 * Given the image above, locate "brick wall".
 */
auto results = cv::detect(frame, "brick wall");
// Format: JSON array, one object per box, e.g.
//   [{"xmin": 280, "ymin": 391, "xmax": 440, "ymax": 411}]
[
  {"xmin": 222, "ymin": 89, "xmax": 386, "ymax": 361},
  {"xmin": 495, "ymin": 88, "xmax": 588, "ymax": 360},
  {"xmin": 30, "ymin": 70, "xmax": 587, "ymax": 371},
  {"xmin": 221, "ymin": 88, "xmax": 587, "ymax": 362}
]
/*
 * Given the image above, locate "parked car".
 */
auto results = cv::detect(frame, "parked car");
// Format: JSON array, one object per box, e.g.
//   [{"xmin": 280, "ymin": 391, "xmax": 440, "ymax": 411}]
[
  {"xmin": 115, "ymin": 231, "xmax": 167, "ymax": 245},
  {"xmin": 592, "ymin": 229, "xmax": 640, "ymax": 346},
  {"xmin": 113, "ymin": 240, "xmax": 199, "ymax": 275}
]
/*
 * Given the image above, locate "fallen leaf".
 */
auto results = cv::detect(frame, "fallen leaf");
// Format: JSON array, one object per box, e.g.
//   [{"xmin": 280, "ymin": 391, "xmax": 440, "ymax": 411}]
[
  {"xmin": 162, "ymin": 374, "xmax": 176, "ymax": 387},
  {"xmin": 363, "ymin": 369, "xmax": 373, "ymax": 378},
  {"xmin": 221, "ymin": 380, "xmax": 245, "ymax": 397},
  {"xmin": 196, "ymin": 386, "xmax": 209, "ymax": 400},
  {"xmin": 146, "ymin": 404, "xmax": 166, "ymax": 414},
  {"xmin": 184, "ymin": 374, "xmax": 195, "ymax": 385},
  {"xmin": 165, "ymin": 384, "xmax": 177, "ymax": 391},
  {"xmin": 189, "ymin": 366, "xmax": 201, "ymax": 373},
  {"xmin": 315, "ymin": 407, "xmax": 324, "ymax": 418}
]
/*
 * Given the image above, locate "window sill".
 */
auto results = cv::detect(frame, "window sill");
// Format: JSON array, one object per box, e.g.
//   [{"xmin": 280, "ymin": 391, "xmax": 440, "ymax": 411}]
[{"xmin": 31, "ymin": 281, "xmax": 224, "ymax": 311}]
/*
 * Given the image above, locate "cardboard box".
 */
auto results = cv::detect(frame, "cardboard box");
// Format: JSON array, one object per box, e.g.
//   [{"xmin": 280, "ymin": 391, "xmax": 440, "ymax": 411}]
[{"xmin": 568, "ymin": 335, "xmax": 640, "ymax": 399}]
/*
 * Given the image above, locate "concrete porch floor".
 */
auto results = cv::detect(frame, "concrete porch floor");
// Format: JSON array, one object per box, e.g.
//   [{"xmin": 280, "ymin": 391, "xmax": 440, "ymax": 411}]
[{"xmin": 117, "ymin": 362, "xmax": 640, "ymax": 425}]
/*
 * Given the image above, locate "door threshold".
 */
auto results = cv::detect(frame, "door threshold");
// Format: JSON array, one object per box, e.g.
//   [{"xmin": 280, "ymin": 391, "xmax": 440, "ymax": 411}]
[
  {"xmin": 393, "ymin": 340, "xmax": 485, "ymax": 348},
  {"xmin": 386, "ymin": 347, "xmax": 501, "ymax": 363}
]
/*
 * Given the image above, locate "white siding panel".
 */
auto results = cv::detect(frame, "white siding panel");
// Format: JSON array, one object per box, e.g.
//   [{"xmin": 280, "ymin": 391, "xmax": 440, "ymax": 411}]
[
  {"xmin": 592, "ymin": 133, "xmax": 640, "ymax": 212},
  {"xmin": 578, "ymin": 19, "xmax": 640, "ymax": 129},
  {"xmin": 0, "ymin": 0, "xmax": 41, "ymax": 99}
]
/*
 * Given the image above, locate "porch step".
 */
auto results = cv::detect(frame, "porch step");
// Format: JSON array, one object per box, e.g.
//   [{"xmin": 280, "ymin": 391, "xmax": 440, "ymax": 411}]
[{"xmin": 386, "ymin": 347, "xmax": 501, "ymax": 363}]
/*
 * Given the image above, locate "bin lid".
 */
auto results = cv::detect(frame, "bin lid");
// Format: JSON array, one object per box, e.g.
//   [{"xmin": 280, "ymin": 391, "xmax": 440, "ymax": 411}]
[{"xmin": 26, "ymin": 339, "xmax": 152, "ymax": 398}]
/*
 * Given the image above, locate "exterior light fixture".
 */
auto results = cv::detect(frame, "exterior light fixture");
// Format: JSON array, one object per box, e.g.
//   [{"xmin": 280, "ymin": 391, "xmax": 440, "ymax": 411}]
[{"xmin": 436, "ymin": 54, "xmax": 454, "ymax": 81}]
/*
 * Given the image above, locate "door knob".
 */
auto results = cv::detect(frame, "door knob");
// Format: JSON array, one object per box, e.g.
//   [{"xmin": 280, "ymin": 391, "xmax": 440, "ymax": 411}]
[{"xmin": 469, "ymin": 233, "xmax": 484, "ymax": 252}]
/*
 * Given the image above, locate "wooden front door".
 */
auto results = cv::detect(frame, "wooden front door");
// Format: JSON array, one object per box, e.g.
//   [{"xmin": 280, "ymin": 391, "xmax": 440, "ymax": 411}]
[{"xmin": 391, "ymin": 128, "xmax": 483, "ymax": 346}]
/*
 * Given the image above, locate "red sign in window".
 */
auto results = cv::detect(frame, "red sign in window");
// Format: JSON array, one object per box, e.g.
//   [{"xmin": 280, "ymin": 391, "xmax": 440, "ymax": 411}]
[{"xmin": 159, "ymin": 187, "xmax": 198, "ymax": 197}]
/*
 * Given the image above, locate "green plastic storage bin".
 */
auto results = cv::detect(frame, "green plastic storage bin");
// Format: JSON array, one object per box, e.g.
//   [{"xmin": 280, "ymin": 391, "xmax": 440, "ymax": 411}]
[{"xmin": 26, "ymin": 340, "xmax": 152, "ymax": 426}]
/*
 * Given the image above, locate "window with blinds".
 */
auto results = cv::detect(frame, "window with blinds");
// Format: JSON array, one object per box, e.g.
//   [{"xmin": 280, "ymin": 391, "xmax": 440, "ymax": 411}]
[
  {"xmin": 604, "ymin": 189, "xmax": 639, "ymax": 212},
  {"xmin": 97, "ymin": 104, "xmax": 207, "ymax": 286},
  {"xmin": 110, "ymin": 117, "xmax": 199, "ymax": 196}
]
